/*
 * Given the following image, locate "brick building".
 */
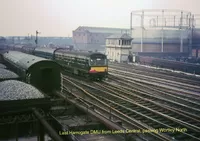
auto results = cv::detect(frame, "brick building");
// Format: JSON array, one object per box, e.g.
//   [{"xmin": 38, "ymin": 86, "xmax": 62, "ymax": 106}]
[{"xmin": 72, "ymin": 26, "xmax": 130, "ymax": 52}]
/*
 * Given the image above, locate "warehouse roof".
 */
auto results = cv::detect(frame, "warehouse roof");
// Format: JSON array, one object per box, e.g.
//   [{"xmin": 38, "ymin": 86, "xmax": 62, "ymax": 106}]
[
  {"xmin": 0, "ymin": 80, "xmax": 44, "ymax": 101},
  {"xmin": 74, "ymin": 26, "xmax": 130, "ymax": 34},
  {"xmin": 106, "ymin": 33, "xmax": 133, "ymax": 39},
  {"xmin": 3, "ymin": 51, "xmax": 55, "ymax": 70},
  {"xmin": 0, "ymin": 68, "xmax": 19, "ymax": 79}
]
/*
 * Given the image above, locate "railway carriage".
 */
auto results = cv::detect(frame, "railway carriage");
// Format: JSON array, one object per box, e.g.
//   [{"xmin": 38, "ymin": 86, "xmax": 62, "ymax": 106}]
[
  {"xmin": 34, "ymin": 47, "xmax": 55, "ymax": 59},
  {"xmin": 54, "ymin": 49, "xmax": 108, "ymax": 80},
  {"xmin": 32, "ymin": 47, "xmax": 108, "ymax": 80},
  {"xmin": 136, "ymin": 56, "xmax": 200, "ymax": 74}
]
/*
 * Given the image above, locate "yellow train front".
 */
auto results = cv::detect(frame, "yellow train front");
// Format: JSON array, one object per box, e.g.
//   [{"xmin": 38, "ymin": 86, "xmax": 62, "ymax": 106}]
[
  {"xmin": 88, "ymin": 53, "xmax": 108, "ymax": 80},
  {"xmin": 53, "ymin": 49, "xmax": 108, "ymax": 81}
]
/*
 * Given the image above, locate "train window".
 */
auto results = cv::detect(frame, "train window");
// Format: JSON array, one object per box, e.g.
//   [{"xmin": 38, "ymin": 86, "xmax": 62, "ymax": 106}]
[{"xmin": 90, "ymin": 57, "xmax": 107, "ymax": 66}]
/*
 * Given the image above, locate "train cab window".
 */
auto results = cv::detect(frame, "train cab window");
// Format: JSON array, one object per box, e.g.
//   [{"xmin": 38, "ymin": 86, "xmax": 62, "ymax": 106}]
[{"xmin": 90, "ymin": 57, "xmax": 107, "ymax": 66}]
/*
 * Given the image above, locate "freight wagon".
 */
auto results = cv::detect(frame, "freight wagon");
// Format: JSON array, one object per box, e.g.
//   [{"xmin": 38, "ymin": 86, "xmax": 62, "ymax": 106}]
[{"xmin": 136, "ymin": 56, "xmax": 200, "ymax": 74}]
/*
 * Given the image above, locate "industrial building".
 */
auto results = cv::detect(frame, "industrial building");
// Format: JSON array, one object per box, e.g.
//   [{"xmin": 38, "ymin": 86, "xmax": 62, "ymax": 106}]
[
  {"xmin": 129, "ymin": 9, "xmax": 200, "ymax": 59},
  {"xmin": 73, "ymin": 10, "xmax": 200, "ymax": 59},
  {"xmin": 105, "ymin": 33, "xmax": 133, "ymax": 62},
  {"xmin": 130, "ymin": 10, "xmax": 191, "ymax": 55},
  {"xmin": 72, "ymin": 26, "xmax": 130, "ymax": 52}
]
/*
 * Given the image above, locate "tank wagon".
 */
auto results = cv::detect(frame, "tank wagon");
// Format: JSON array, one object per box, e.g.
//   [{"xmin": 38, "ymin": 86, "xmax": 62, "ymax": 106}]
[
  {"xmin": 3, "ymin": 51, "xmax": 61, "ymax": 93},
  {"xmin": 136, "ymin": 56, "xmax": 200, "ymax": 74},
  {"xmin": 34, "ymin": 47, "xmax": 108, "ymax": 80}
]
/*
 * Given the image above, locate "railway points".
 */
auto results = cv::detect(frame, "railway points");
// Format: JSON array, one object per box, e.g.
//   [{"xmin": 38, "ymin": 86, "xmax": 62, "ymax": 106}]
[
  {"xmin": 60, "ymin": 74, "xmax": 200, "ymax": 141},
  {"xmin": 108, "ymin": 75, "xmax": 200, "ymax": 115},
  {"xmin": 109, "ymin": 71, "xmax": 200, "ymax": 95},
  {"xmin": 109, "ymin": 66, "xmax": 200, "ymax": 88},
  {"xmin": 109, "ymin": 62, "xmax": 200, "ymax": 84}
]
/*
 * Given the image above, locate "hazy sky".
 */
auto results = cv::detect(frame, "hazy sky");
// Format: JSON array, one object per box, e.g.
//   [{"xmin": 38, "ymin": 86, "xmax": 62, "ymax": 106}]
[{"xmin": 0, "ymin": 0, "xmax": 199, "ymax": 37}]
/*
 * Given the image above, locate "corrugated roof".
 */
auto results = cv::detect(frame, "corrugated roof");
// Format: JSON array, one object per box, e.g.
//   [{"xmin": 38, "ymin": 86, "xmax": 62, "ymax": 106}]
[
  {"xmin": 106, "ymin": 33, "xmax": 133, "ymax": 39},
  {"xmin": 3, "ymin": 51, "xmax": 50, "ymax": 70},
  {"xmin": 75, "ymin": 26, "xmax": 130, "ymax": 34}
]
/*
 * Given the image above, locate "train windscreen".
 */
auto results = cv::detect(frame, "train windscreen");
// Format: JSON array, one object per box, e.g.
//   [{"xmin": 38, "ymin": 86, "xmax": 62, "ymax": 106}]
[{"xmin": 90, "ymin": 54, "xmax": 107, "ymax": 66}]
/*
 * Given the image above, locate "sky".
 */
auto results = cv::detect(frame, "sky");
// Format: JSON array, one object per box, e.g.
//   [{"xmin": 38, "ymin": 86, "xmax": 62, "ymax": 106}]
[{"xmin": 0, "ymin": 0, "xmax": 199, "ymax": 37}]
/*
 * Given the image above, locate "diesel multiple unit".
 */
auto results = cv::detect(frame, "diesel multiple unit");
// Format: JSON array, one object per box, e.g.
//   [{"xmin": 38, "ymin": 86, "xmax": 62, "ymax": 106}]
[
  {"xmin": 34, "ymin": 47, "xmax": 108, "ymax": 80},
  {"xmin": 7, "ymin": 45, "xmax": 108, "ymax": 80}
]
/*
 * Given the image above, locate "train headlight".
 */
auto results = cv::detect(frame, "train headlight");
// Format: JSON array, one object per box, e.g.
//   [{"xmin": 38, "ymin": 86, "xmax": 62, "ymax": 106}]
[{"xmin": 89, "ymin": 69, "xmax": 96, "ymax": 73}]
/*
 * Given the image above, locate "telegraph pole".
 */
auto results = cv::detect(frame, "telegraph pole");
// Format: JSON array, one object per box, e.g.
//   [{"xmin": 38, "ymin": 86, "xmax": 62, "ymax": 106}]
[{"xmin": 35, "ymin": 30, "xmax": 41, "ymax": 47}]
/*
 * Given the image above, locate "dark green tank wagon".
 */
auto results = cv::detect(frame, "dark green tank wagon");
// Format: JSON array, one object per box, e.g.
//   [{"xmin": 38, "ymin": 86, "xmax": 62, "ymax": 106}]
[{"xmin": 3, "ymin": 51, "xmax": 61, "ymax": 93}]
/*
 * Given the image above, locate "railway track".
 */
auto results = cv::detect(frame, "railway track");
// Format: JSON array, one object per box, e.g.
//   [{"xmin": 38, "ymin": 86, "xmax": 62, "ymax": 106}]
[
  {"xmin": 109, "ymin": 71, "xmax": 200, "ymax": 102},
  {"xmin": 108, "ymin": 75, "xmax": 200, "ymax": 116},
  {"xmin": 109, "ymin": 68, "xmax": 200, "ymax": 94},
  {"xmin": 109, "ymin": 63, "xmax": 200, "ymax": 86},
  {"xmin": 61, "ymin": 75, "xmax": 200, "ymax": 141},
  {"xmin": 61, "ymin": 75, "xmax": 171, "ymax": 141}
]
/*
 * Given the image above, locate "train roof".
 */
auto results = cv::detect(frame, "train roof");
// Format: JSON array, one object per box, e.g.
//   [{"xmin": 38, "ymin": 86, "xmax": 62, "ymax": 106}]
[
  {"xmin": 0, "ymin": 80, "xmax": 44, "ymax": 101},
  {"xmin": 3, "ymin": 51, "xmax": 58, "ymax": 71},
  {"xmin": 34, "ymin": 47, "xmax": 57, "ymax": 54},
  {"xmin": 55, "ymin": 49, "xmax": 106, "ymax": 57},
  {"xmin": 14, "ymin": 45, "xmax": 25, "ymax": 48}
]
